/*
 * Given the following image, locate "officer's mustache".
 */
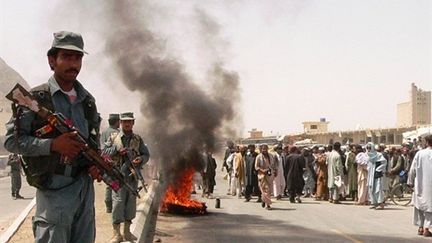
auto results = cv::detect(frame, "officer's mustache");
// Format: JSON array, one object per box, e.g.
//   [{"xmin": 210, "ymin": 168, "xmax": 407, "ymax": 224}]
[{"xmin": 66, "ymin": 68, "xmax": 79, "ymax": 73}]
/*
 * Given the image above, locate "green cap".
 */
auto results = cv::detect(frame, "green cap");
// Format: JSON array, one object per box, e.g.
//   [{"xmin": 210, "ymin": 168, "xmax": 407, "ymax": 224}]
[
  {"xmin": 108, "ymin": 113, "xmax": 120, "ymax": 120},
  {"xmin": 51, "ymin": 31, "xmax": 88, "ymax": 54},
  {"xmin": 120, "ymin": 112, "xmax": 135, "ymax": 121}
]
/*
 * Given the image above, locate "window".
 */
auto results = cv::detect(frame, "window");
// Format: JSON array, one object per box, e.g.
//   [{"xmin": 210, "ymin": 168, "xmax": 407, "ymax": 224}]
[{"xmin": 310, "ymin": 125, "xmax": 318, "ymax": 129}]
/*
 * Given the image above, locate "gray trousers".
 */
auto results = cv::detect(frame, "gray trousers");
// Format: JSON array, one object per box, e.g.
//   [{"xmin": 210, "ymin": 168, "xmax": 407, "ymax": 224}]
[
  {"xmin": 105, "ymin": 186, "xmax": 112, "ymax": 203},
  {"xmin": 368, "ymin": 179, "xmax": 385, "ymax": 205},
  {"xmin": 33, "ymin": 175, "xmax": 95, "ymax": 243},
  {"xmin": 414, "ymin": 207, "xmax": 432, "ymax": 228},
  {"xmin": 112, "ymin": 179, "xmax": 138, "ymax": 224},
  {"xmin": 329, "ymin": 187, "xmax": 339, "ymax": 201},
  {"xmin": 10, "ymin": 170, "xmax": 21, "ymax": 194}
]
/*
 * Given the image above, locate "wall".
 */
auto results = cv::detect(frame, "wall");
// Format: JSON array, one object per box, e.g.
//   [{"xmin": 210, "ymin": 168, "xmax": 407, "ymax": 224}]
[{"xmin": 397, "ymin": 102, "xmax": 411, "ymax": 127}]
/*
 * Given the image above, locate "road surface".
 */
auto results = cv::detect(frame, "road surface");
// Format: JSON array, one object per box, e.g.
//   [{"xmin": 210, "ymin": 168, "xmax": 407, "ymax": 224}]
[
  {"xmin": 0, "ymin": 176, "xmax": 35, "ymax": 236},
  {"xmin": 154, "ymin": 163, "xmax": 426, "ymax": 243}
]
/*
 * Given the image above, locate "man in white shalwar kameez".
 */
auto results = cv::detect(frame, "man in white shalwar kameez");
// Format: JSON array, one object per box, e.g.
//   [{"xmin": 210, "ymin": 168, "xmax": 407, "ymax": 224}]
[
  {"xmin": 355, "ymin": 145, "xmax": 369, "ymax": 205},
  {"xmin": 408, "ymin": 135, "xmax": 432, "ymax": 237},
  {"xmin": 327, "ymin": 142, "xmax": 344, "ymax": 204},
  {"xmin": 273, "ymin": 145, "xmax": 285, "ymax": 200},
  {"xmin": 226, "ymin": 147, "xmax": 237, "ymax": 195}
]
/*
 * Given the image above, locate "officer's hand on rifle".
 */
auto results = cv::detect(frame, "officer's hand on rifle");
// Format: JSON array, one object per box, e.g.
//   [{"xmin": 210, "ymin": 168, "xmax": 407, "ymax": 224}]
[
  {"xmin": 119, "ymin": 148, "xmax": 127, "ymax": 156},
  {"xmin": 132, "ymin": 157, "xmax": 142, "ymax": 165},
  {"xmin": 88, "ymin": 165, "xmax": 102, "ymax": 182},
  {"xmin": 101, "ymin": 155, "xmax": 114, "ymax": 168},
  {"xmin": 51, "ymin": 131, "xmax": 86, "ymax": 159}
]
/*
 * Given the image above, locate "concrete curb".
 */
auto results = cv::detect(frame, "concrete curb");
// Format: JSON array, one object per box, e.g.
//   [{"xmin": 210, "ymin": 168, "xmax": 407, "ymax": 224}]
[
  {"xmin": 0, "ymin": 198, "xmax": 36, "ymax": 243},
  {"xmin": 131, "ymin": 179, "xmax": 162, "ymax": 243}
]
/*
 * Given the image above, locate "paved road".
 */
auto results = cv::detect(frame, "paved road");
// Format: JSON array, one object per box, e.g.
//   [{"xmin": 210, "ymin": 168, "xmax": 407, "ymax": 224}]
[
  {"xmin": 154, "ymin": 165, "xmax": 427, "ymax": 243},
  {"xmin": 0, "ymin": 175, "xmax": 35, "ymax": 236}
]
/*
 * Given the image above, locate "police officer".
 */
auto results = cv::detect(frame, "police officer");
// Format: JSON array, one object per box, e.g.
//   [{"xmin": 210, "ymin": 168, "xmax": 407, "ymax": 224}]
[
  {"xmin": 7, "ymin": 153, "xmax": 24, "ymax": 200},
  {"xmin": 101, "ymin": 113, "xmax": 120, "ymax": 213},
  {"xmin": 101, "ymin": 113, "xmax": 120, "ymax": 145},
  {"xmin": 103, "ymin": 112, "xmax": 150, "ymax": 243},
  {"xmin": 4, "ymin": 31, "xmax": 101, "ymax": 243}
]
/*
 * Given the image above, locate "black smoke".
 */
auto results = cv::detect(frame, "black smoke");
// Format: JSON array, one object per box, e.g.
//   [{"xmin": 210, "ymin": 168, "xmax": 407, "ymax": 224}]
[{"xmin": 102, "ymin": 1, "xmax": 241, "ymax": 185}]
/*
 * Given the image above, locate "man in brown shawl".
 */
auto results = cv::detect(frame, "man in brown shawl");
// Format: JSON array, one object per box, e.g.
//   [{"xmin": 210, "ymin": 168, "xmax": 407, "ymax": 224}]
[
  {"xmin": 255, "ymin": 144, "xmax": 276, "ymax": 210},
  {"xmin": 315, "ymin": 147, "xmax": 328, "ymax": 200}
]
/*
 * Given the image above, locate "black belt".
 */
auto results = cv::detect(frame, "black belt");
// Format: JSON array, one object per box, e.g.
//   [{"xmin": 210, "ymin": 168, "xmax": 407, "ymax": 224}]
[{"xmin": 54, "ymin": 164, "xmax": 87, "ymax": 178}]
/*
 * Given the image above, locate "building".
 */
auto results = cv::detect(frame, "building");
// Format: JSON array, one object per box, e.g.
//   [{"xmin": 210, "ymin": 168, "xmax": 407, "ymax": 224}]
[
  {"xmin": 302, "ymin": 118, "xmax": 329, "ymax": 134},
  {"xmin": 285, "ymin": 126, "xmax": 415, "ymax": 146},
  {"xmin": 287, "ymin": 118, "xmax": 415, "ymax": 146},
  {"xmin": 397, "ymin": 83, "xmax": 431, "ymax": 127},
  {"xmin": 248, "ymin": 128, "xmax": 263, "ymax": 139},
  {"xmin": 241, "ymin": 128, "xmax": 280, "ymax": 146},
  {"xmin": 284, "ymin": 83, "xmax": 431, "ymax": 146}
]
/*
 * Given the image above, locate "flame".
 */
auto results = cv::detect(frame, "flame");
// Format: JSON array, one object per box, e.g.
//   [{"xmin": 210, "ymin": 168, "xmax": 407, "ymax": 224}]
[{"xmin": 161, "ymin": 168, "xmax": 206, "ymax": 213}]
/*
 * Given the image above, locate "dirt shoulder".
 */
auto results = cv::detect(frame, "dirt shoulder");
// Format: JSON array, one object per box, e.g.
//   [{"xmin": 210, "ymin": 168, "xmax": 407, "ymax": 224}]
[{"xmin": 8, "ymin": 182, "xmax": 114, "ymax": 243}]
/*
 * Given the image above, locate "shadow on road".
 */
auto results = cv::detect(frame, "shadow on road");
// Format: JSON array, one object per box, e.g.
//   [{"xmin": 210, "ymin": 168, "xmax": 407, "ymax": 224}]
[
  {"xmin": 294, "ymin": 201, "xmax": 322, "ymax": 205},
  {"xmin": 376, "ymin": 207, "xmax": 405, "ymax": 211},
  {"xmin": 16, "ymin": 197, "xmax": 34, "ymax": 201},
  {"xmin": 268, "ymin": 207, "xmax": 296, "ymax": 211},
  {"xmin": 155, "ymin": 211, "xmax": 425, "ymax": 243}
]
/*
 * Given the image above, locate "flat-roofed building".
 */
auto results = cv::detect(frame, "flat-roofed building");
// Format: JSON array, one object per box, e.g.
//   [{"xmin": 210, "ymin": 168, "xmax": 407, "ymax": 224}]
[
  {"xmin": 303, "ymin": 118, "xmax": 329, "ymax": 134},
  {"xmin": 285, "ymin": 126, "xmax": 415, "ymax": 146}
]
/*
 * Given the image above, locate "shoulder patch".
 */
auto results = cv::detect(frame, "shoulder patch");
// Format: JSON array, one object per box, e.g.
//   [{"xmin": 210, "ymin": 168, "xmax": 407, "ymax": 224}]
[
  {"xmin": 133, "ymin": 134, "xmax": 142, "ymax": 141},
  {"xmin": 30, "ymin": 83, "xmax": 50, "ymax": 93},
  {"xmin": 110, "ymin": 132, "xmax": 119, "ymax": 139}
]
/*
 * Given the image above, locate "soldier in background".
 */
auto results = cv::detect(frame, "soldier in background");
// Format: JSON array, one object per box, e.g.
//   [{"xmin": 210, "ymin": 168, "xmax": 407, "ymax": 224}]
[
  {"xmin": 100, "ymin": 113, "xmax": 120, "ymax": 213},
  {"xmin": 7, "ymin": 153, "xmax": 24, "ymax": 200},
  {"xmin": 103, "ymin": 112, "xmax": 150, "ymax": 243},
  {"xmin": 101, "ymin": 113, "xmax": 120, "ymax": 145}
]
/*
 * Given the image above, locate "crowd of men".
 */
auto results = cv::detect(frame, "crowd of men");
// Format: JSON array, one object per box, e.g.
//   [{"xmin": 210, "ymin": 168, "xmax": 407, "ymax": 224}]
[{"xmin": 213, "ymin": 135, "xmax": 432, "ymax": 237}]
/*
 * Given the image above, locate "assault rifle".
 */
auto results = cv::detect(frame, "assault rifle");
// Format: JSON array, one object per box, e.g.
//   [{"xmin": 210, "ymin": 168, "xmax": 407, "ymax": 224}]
[
  {"xmin": 6, "ymin": 83, "xmax": 140, "ymax": 198},
  {"xmin": 124, "ymin": 148, "xmax": 148, "ymax": 193}
]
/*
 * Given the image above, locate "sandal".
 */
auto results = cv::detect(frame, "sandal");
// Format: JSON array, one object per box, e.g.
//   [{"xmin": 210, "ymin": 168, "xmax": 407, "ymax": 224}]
[
  {"xmin": 418, "ymin": 227, "xmax": 424, "ymax": 236},
  {"xmin": 375, "ymin": 203, "xmax": 385, "ymax": 210},
  {"xmin": 423, "ymin": 228, "xmax": 432, "ymax": 237}
]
